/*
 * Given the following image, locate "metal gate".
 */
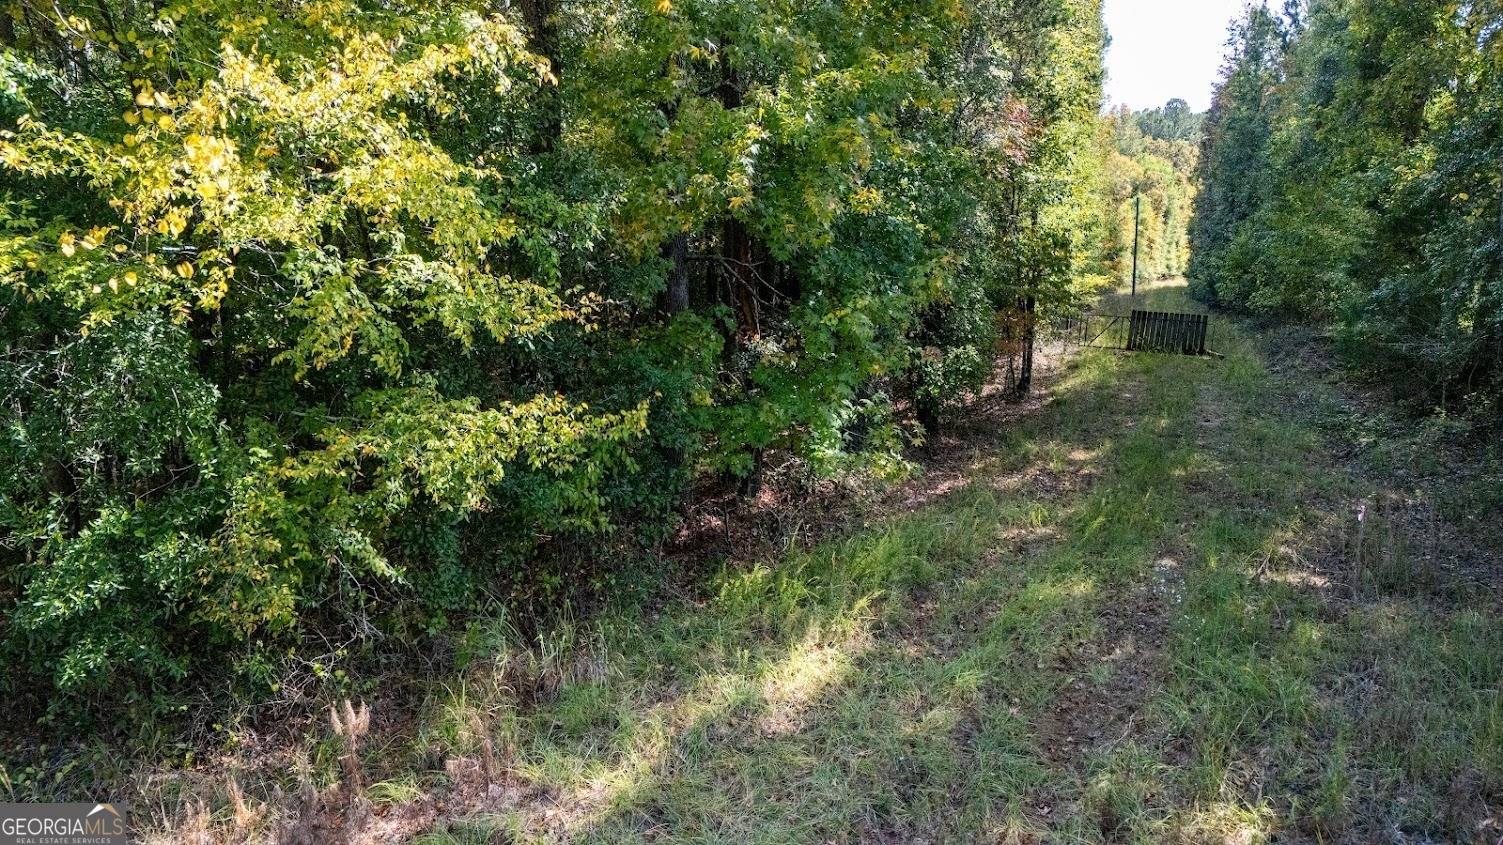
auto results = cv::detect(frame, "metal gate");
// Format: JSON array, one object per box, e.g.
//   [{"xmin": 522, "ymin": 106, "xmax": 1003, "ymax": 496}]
[
  {"xmin": 1047, "ymin": 312, "xmax": 1130, "ymax": 350},
  {"xmin": 1046, "ymin": 309, "xmax": 1210, "ymax": 356}
]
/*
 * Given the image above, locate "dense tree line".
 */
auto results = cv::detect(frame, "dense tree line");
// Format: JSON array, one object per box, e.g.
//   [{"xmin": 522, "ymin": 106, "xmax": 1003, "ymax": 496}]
[
  {"xmin": 1098, "ymin": 101, "xmax": 1199, "ymax": 288},
  {"xmin": 0, "ymin": 0, "xmax": 1110, "ymax": 707},
  {"xmin": 1191, "ymin": 0, "xmax": 1503, "ymax": 424}
]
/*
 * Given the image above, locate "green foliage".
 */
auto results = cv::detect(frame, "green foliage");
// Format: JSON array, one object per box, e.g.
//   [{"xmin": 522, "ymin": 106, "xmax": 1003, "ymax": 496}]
[
  {"xmin": 0, "ymin": 0, "xmax": 1112, "ymax": 708},
  {"xmin": 1097, "ymin": 102, "xmax": 1201, "ymax": 287},
  {"xmin": 1191, "ymin": 0, "xmax": 1503, "ymax": 424},
  {"xmin": 1133, "ymin": 97, "xmax": 1205, "ymax": 144}
]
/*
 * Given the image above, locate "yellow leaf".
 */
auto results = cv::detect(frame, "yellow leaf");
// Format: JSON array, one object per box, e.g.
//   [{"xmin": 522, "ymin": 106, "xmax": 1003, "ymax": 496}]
[
  {"xmin": 655, "ymin": 0, "xmax": 672, "ymax": 12},
  {"xmin": 176, "ymin": 261, "xmax": 195, "ymax": 279},
  {"xmin": 58, "ymin": 232, "xmax": 77, "ymax": 257}
]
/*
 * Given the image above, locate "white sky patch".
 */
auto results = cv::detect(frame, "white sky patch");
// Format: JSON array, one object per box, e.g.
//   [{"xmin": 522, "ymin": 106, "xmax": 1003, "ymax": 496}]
[{"xmin": 1104, "ymin": 0, "xmax": 1271, "ymax": 112}]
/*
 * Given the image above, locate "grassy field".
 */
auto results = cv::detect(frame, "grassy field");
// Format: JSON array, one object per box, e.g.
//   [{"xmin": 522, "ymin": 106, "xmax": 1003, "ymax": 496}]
[{"xmin": 79, "ymin": 281, "xmax": 1503, "ymax": 842}]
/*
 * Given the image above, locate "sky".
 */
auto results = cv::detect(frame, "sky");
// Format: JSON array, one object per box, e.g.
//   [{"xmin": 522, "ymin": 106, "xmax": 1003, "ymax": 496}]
[{"xmin": 1103, "ymin": 0, "xmax": 1259, "ymax": 113}]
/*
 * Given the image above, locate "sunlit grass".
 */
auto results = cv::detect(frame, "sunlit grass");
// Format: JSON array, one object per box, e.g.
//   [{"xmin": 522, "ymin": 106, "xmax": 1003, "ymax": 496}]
[
  {"xmin": 387, "ymin": 280, "xmax": 1495, "ymax": 843},
  {"xmin": 110, "ymin": 279, "xmax": 1499, "ymax": 843}
]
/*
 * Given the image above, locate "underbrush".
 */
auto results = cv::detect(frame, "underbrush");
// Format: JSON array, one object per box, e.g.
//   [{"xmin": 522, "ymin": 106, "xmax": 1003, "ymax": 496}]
[{"xmin": 4, "ymin": 281, "xmax": 1498, "ymax": 844}]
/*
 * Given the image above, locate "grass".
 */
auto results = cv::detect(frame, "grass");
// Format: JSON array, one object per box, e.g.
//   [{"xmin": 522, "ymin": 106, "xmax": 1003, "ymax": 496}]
[
  {"xmin": 395, "ymin": 280, "xmax": 1499, "ymax": 843},
  {"xmin": 19, "ymin": 279, "xmax": 1501, "ymax": 843}
]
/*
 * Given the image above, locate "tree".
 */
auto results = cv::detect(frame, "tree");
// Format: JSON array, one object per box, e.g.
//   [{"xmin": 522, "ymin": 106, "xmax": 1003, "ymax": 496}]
[
  {"xmin": 0, "ymin": 0, "xmax": 1115, "ymax": 708},
  {"xmin": 1135, "ymin": 97, "xmax": 1205, "ymax": 144},
  {"xmin": 1191, "ymin": 0, "xmax": 1503, "ymax": 424},
  {"xmin": 1188, "ymin": 3, "xmax": 1289, "ymax": 306},
  {"xmin": 1099, "ymin": 102, "xmax": 1201, "ymax": 287}
]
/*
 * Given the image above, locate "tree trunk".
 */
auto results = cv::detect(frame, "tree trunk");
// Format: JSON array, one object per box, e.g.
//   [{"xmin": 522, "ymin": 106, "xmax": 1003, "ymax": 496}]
[
  {"xmin": 517, "ymin": 0, "xmax": 562, "ymax": 151},
  {"xmin": 916, "ymin": 396, "xmax": 940, "ymax": 440},
  {"xmin": 717, "ymin": 35, "xmax": 767, "ymax": 493},
  {"xmin": 1016, "ymin": 296, "xmax": 1036, "ymax": 396},
  {"xmin": 658, "ymin": 233, "xmax": 690, "ymax": 315},
  {"xmin": 738, "ymin": 448, "xmax": 765, "ymax": 500},
  {"xmin": 763, "ymin": 242, "xmax": 800, "ymax": 306},
  {"xmin": 1015, "ymin": 204, "xmax": 1039, "ymax": 397},
  {"xmin": 717, "ymin": 39, "xmax": 759, "ymax": 342},
  {"xmin": 722, "ymin": 218, "xmax": 759, "ymax": 340}
]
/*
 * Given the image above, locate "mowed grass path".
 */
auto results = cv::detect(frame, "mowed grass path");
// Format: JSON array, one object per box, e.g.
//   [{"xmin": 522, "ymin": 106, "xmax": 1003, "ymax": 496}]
[{"xmin": 397, "ymin": 281, "xmax": 1500, "ymax": 845}]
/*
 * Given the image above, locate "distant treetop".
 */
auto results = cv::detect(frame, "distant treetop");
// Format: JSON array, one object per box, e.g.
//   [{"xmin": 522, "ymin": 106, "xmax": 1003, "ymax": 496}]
[{"xmin": 1132, "ymin": 99, "xmax": 1206, "ymax": 144}]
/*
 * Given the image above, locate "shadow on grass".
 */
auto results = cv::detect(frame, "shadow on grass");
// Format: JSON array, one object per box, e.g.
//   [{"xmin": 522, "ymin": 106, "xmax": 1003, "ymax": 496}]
[
  {"xmin": 111, "ymin": 280, "xmax": 1502, "ymax": 845},
  {"xmin": 407, "ymin": 296, "xmax": 1246, "ymax": 844}
]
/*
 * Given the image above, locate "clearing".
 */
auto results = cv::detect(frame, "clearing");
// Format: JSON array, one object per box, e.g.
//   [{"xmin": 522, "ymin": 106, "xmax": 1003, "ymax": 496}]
[{"xmin": 143, "ymin": 280, "xmax": 1501, "ymax": 844}]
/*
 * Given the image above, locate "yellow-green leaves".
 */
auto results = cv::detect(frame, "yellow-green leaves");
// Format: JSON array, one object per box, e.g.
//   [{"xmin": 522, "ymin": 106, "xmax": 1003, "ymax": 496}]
[
  {"xmin": 0, "ymin": 2, "xmax": 656, "ymax": 693},
  {"xmin": 0, "ymin": 0, "xmax": 1119, "ymax": 699},
  {"xmin": 211, "ymin": 387, "xmax": 649, "ymax": 634},
  {"xmin": 0, "ymin": 10, "xmax": 566, "ymax": 368}
]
